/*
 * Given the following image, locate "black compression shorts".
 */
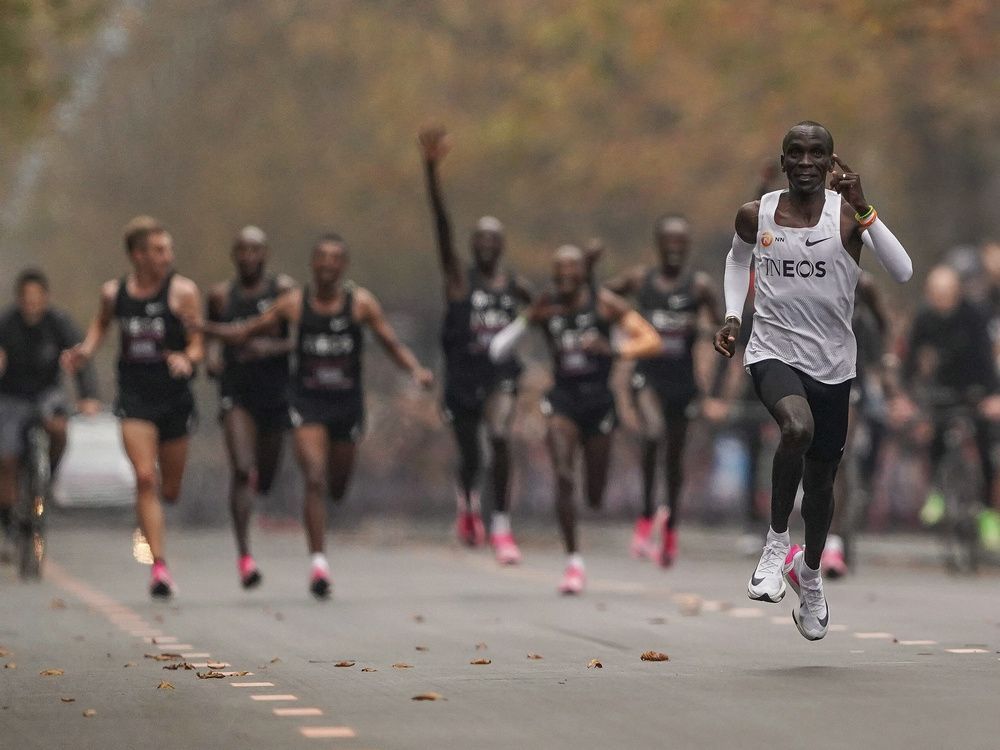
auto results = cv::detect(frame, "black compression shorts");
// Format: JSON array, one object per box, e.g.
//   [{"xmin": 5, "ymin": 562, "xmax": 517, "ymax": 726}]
[
  {"xmin": 115, "ymin": 388, "xmax": 196, "ymax": 442},
  {"xmin": 290, "ymin": 395, "xmax": 365, "ymax": 443},
  {"xmin": 219, "ymin": 393, "xmax": 291, "ymax": 433},
  {"xmin": 748, "ymin": 359, "xmax": 851, "ymax": 462},
  {"xmin": 630, "ymin": 371, "xmax": 697, "ymax": 412},
  {"xmin": 542, "ymin": 387, "xmax": 616, "ymax": 438}
]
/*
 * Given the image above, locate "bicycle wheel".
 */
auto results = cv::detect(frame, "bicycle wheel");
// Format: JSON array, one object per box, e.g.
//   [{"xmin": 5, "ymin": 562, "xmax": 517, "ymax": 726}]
[{"xmin": 17, "ymin": 425, "xmax": 49, "ymax": 580}]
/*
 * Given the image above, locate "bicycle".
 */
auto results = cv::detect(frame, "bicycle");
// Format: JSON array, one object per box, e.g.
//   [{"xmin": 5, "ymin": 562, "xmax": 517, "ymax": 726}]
[
  {"xmin": 929, "ymin": 403, "xmax": 983, "ymax": 575},
  {"xmin": 14, "ymin": 408, "xmax": 50, "ymax": 580}
]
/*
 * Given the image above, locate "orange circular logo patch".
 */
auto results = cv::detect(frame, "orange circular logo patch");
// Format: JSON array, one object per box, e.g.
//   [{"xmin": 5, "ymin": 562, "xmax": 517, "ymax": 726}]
[{"xmin": 761, "ymin": 231, "xmax": 774, "ymax": 248}]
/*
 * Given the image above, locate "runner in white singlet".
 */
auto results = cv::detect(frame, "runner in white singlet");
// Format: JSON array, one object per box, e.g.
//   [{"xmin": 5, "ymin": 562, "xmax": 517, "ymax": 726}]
[{"xmin": 714, "ymin": 121, "xmax": 912, "ymax": 641}]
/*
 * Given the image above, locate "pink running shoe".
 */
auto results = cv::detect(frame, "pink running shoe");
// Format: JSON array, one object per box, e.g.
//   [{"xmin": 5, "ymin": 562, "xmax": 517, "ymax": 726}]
[
  {"xmin": 558, "ymin": 563, "xmax": 586, "ymax": 595},
  {"xmin": 310, "ymin": 565, "xmax": 332, "ymax": 600},
  {"xmin": 491, "ymin": 532, "xmax": 522, "ymax": 565},
  {"xmin": 821, "ymin": 545, "xmax": 848, "ymax": 580},
  {"xmin": 659, "ymin": 528, "xmax": 678, "ymax": 568},
  {"xmin": 456, "ymin": 510, "xmax": 486, "ymax": 547},
  {"xmin": 782, "ymin": 544, "xmax": 804, "ymax": 597},
  {"xmin": 239, "ymin": 554, "xmax": 262, "ymax": 589},
  {"xmin": 150, "ymin": 561, "xmax": 175, "ymax": 599},
  {"xmin": 630, "ymin": 516, "xmax": 656, "ymax": 559}
]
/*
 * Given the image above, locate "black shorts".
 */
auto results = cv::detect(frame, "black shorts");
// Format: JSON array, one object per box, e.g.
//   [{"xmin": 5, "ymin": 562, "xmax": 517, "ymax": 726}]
[
  {"xmin": 630, "ymin": 371, "xmax": 697, "ymax": 415},
  {"xmin": 748, "ymin": 359, "xmax": 851, "ymax": 462},
  {"xmin": 443, "ymin": 376, "xmax": 517, "ymax": 422},
  {"xmin": 542, "ymin": 387, "xmax": 616, "ymax": 438},
  {"xmin": 219, "ymin": 392, "xmax": 291, "ymax": 433},
  {"xmin": 290, "ymin": 394, "xmax": 364, "ymax": 443},
  {"xmin": 115, "ymin": 388, "xmax": 196, "ymax": 443}
]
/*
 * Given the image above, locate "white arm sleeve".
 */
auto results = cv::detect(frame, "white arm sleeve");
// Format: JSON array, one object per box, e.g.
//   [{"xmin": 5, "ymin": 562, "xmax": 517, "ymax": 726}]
[
  {"xmin": 724, "ymin": 233, "xmax": 755, "ymax": 322},
  {"xmin": 862, "ymin": 218, "xmax": 913, "ymax": 283},
  {"xmin": 489, "ymin": 315, "xmax": 528, "ymax": 363}
]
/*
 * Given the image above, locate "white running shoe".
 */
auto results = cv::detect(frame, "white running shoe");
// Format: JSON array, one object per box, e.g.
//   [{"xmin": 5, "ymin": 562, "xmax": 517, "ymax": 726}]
[
  {"xmin": 747, "ymin": 536, "xmax": 789, "ymax": 603},
  {"xmin": 783, "ymin": 545, "xmax": 829, "ymax": 641}
]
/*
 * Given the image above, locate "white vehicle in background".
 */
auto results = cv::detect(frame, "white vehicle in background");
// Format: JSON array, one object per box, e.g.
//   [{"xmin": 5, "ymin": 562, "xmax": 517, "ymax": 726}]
[{"xmin": 54, "ymin": 412, "xmax": 134, "ymax": 508}]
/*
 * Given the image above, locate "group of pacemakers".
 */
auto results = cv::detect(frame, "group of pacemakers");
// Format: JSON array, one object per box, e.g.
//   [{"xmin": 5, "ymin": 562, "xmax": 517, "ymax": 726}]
[{"xmin": 43, "ymin": 121, "xmax": 917, "ymax": 641}]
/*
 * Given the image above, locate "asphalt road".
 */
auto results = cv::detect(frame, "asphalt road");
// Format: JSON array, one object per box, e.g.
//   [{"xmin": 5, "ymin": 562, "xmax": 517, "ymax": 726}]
[{"xmin": 2, "ymin": 521, "xmax": 998, "ymax": 750}]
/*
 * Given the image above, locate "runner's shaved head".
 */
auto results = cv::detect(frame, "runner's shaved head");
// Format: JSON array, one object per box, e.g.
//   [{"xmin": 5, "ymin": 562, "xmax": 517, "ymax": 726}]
[{"xmin": 782, "ymin": 121, "xmax": 834, "ymax": 155}]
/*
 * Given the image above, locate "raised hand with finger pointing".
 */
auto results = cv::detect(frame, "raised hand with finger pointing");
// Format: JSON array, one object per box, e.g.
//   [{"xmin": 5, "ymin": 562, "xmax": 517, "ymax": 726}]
[{"xmin": 829, "ymin": 154, "xmax": 869, "ymax": 216}]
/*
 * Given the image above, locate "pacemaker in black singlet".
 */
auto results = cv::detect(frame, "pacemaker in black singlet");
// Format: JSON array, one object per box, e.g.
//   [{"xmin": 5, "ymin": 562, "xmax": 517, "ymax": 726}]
[
  {"xmin": 213, "ymin": 274, "xmax": 291, "ymax": 430},
  {"xmin": 632, "ymin": 269, "xmax": 699, "ymax": 405},
  {"xmin": 114, "ymin": 272, "xmax": 194, "ymax": 441},
  {"xmin": 542, "ymin": 289, "xmax": 616, "ymax": 437},
  {"xmin": 442, "ymin": 269, "xmax": 522, "ymax": 414},
  {"xmin": 290, "ymin": 286, "xmax": 365, "ymax": 441}
]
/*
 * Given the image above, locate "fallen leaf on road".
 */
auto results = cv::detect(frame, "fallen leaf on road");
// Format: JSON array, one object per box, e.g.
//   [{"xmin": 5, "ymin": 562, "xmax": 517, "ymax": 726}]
[
  {"xmin": 156, "ymin": 681, "xmax": 174, "ymax": 690},
  {"xmin": 640, "ymin": 651, "xmax": 669, "ymax": 662},
  {"xmin": 230, "ymin": 671, "xmax": 252, "ymax": 677},
  {"xmin": 392, "ymin": 663, "xmax": 413, "ymax": 669},
  {"xmin": 51, "ymin": 598, "xmax": 67, "ymax": 610},
  {"xmin": 145, "ymin": 653, "xmax": 182, "ymax": 661},
  {"xmin": 196, "ymin": 671, "xmax": 225, "ymax": 680},
  {"xmin": 82, "ymin": 709, "xmax": 96, "ymax": 718},
  {"xmin": 334, "ymin": 661, "xmax": 355, "ymax": 668},
  {"xmin": 162, "ymin": 662, "xmax": 195, "ymax": 671},
  {"xmin": 361, "ymin": 667, "xmax": 377, "ymax": 672},
  {"xmin": 415, "ymin": 646, "xmax": 429, "ymax": 652},
  {"xmin": 470, "ymin": 658, "xmax": 492, "ymax": 665},
  {"xmin": 4, "ymin": 663, "xmax": 15, "ymax": 670},
  {"xmin": 270, "ymin": 657, "xmax": 281, "ymax": 664},
  {"xmin": 123, "ymin": 662, "xmax": 136, "ymax": 668},
  {"xmin": 206, "ymin": 662, "xmax": 227, "ymax": 669},
  {"xmin": 475, "ymin": 642, "xmax": 488, "ymax": 651},
  {"xmin": 40, "ymin": 669, "xmax": 64, "ymax": 676},
  {"xmin": 412, "ymin": 692, "xmax": 444, "ymax": 701},
  {"xmin": 0, "ymin": 648, "xmax": 11, "ymax": 657},
  {"xmin": 527, "ymin": 653, "xmax": 544, "ymax": 660},
  {"xmin": 587, "ymin": 659, "xmax": 603, "ymax": 669},
  {"xmin": 60, "ymin": 697, "xmax": 76, "ymax": 703}
]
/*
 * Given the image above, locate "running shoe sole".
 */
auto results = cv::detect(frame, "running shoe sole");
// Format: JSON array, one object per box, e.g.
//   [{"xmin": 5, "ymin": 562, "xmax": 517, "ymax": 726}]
[
  {"xmin": 241, "ymin": 570, "xmax": 262, "ymax": 589},
  {"xmin": 746, "ymin": 582, "xmax": 786, "ymax": 603},
  {"xmin": 310, "ymin": 578, "xmax": 332, "ymax": 600},
  {"xmin": 791, "ymin": 606, "xmax": 828, "ymax": 641}
]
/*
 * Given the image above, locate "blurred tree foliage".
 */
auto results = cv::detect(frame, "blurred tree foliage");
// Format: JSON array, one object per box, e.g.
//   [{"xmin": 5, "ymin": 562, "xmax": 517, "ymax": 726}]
[
  {"xmin": 0, "ymin": 0, "xmax": 104, "ymax": 145},
  {"xmin": 2, "ymin": 0, "xmax": 998, "ymax": 317}
]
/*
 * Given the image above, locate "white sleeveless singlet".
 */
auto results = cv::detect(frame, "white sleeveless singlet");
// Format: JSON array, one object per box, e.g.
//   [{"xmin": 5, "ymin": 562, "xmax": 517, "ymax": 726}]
[{"xmin": 744, "ymin": 189, "xmax": 860, "ymax": 384}]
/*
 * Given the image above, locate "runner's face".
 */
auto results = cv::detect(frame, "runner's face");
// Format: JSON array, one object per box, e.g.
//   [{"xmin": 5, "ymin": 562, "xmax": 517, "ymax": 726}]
[
  {"xmin": 553, "ymin": 256, "xmax": 584, "ymax": 296},
  {"xmin": 132, "ymin": 231, "xmax": 174, "ymax": 277},
  {"xmin": 656, "ymin": 227, "xmax": 690, "ymax": 270},
  {"xmin": 233, "ymin": 242, "xmax": 267, "ymax": 280},
  {"xmin": 17, "ymin": 282, "xmax": 49, "ymax": 325},
  {"xmin": 472, "ymin": 230, "xmax": 504, "ymax": 269},
  {"xmin": 781, "ymin": 127, "xmax": 833, "ymax": 195},
  {"xmin": 312, "ymin": 242, "xmax": 348, "ymax": 286}
]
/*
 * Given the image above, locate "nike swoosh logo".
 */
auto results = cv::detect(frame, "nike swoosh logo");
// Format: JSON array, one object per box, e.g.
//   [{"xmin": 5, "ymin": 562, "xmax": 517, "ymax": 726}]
[
  {"xmin": 804, "ymin": 236, "xmax": 831, "ymax": 247},
  {"xmin": 818, "ymin": 602, "xmax": 829, "ymax": 627},
  {"xmin": 751, "ymin": 575, "xmax": 765, "ymax": 586}
]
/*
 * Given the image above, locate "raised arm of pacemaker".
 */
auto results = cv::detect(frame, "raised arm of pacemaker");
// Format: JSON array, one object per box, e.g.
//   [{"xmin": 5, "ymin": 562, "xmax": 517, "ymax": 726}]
[
  {"xmin": 489, "ymin": 315, "xmax": 529, "ymax": 363},
  {"xmin": 723, "ymin": 233, "xmax": 755, "ymax": 322},
  {"xmin": 862, "ymin": 217, "xmax": 912, "ymax": 283}
]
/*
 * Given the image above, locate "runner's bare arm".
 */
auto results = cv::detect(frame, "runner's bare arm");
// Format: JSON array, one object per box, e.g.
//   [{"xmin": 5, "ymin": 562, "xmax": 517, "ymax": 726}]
[
  {"xmin": 62, "ymin": 279, "xmax": 118, "ymax": 372},
  {"xmin": 239, "ymin": 276, "xmax": 299, "ymax": 361},
  {"xmin": 166, "ymin": 276, "xmax": 204, "ymax": 378},
  {"xmin": 203, "ymin": 288, "xmax": 302, "ymax": 345},
  {"xmin": 356, "ymin": 288, "xmax": 434, "ymax": 388},
  {"xmin": 597, "ymin": 289, "xmax": 660, "ymax": 359},
  {"xmin": 205, "ymin": 282, "xmax": 229, "ymax": 377},
  {"xmin": 419, "ymin": 126, "xmax": 465, "ymax": 299},
  {"xmin": 602, "ymin": 265, "xmax": 645, "ymax": 297}
]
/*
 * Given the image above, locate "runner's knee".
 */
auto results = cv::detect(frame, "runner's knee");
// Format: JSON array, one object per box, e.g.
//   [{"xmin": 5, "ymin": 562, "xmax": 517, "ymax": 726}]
[
  {"xmin": 778, "ymin": 413, "xmax": 814, "ymax": 453},
  {"xmin": 134, "ymin": 467, "xmax": 158, "ymax": 496}
]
